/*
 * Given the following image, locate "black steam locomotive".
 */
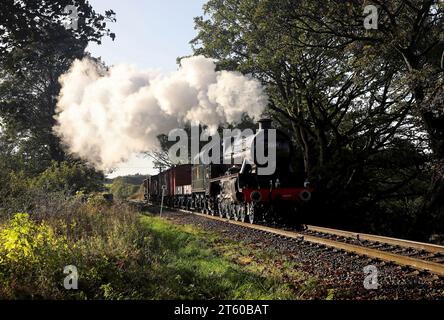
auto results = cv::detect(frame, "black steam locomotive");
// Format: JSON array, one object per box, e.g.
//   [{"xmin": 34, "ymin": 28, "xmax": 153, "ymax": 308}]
[{"xmin": 144, "ymin": 119, "xmax": 313, "ymax": 225}]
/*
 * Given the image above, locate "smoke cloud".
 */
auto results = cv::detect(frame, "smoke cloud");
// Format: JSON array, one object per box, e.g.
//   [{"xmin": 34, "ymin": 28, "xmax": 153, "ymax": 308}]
[{"xmin": 54, "ymin": 55, "xmax": 267, "ymax": 169}]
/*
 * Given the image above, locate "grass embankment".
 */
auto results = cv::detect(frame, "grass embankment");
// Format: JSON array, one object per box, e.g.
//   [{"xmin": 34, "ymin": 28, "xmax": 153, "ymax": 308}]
[
  {"xmin": 141, "ymin": 215, "xmax": 320, "ymax": 299},
  {"xmin": 0, "ymin": 197, "xmax": 320, "ymax": 299}
]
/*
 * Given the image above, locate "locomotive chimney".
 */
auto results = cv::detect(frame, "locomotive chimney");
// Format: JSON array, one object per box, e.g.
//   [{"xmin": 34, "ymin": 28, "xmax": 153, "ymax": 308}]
[{"xmin": 258, "ymin": 118, "xmax": 272, "ymax": 130}]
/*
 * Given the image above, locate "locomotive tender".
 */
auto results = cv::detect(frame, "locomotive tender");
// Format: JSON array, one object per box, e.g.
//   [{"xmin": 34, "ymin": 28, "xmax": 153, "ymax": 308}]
[{"xmin": 144, "ymin": 119, "xmax": 313, "ymax": 224}]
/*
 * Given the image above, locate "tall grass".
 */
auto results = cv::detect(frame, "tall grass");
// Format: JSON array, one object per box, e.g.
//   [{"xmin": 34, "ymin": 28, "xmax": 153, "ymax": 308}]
[
  {"xmin": 0, "ymin": 196, "xmax": 150, "ymax": 299},
  {"xmin": 0, "ymin": 193, "xmax": 310, "ymax": 299}
]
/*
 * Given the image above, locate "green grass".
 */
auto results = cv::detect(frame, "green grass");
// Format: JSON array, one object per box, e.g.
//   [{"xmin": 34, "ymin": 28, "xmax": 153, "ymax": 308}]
[
  {"xmin": 0, "ymin": 197, "xmax": 323, "ymax": 300},
  {"xmin": 140, "ymin": 214, "xmax": 320, "ymax": 300}
]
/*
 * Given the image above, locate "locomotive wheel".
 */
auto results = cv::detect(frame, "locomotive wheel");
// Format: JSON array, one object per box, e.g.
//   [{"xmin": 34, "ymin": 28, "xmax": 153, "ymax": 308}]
[{"xmin": 247, "ymin": 203, "xmax": 255, "ymax": 224}]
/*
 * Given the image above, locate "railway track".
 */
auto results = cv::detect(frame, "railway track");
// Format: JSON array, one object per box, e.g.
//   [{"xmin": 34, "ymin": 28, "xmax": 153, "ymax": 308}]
[{"xmin": 137, "ymin": 201, "xmax": 444, "ymax": 277}]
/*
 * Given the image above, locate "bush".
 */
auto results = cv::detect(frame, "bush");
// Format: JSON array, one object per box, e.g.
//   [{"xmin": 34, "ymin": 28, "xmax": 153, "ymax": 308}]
[
  {"xmin": 0, "ymin": 161, "xmax": 105, "ymax": 221},
  {"xmin": 0, "ymin": 200, "xmax": 152, "ymax": 299},
  {"xmin": 0, "ymin": 213, "xmax": 70, "ymax": 298},
  {"xmin": 31, "ymin": 161, "xmax": 104, "ymax": 195},
  {"xmin": 107, "ymin": 178, "xmax": 141, "ymax": 200},
  {"xmin": 0, "ymin": 170, "xmax": 30, "ymax": 211},
  {"xmin": 0, "ymin": 195, "xmax": 309, "ymax": 299},
  {"xmin": 0, "ymin": 213, "xmax": 60, "ymax": 263}
]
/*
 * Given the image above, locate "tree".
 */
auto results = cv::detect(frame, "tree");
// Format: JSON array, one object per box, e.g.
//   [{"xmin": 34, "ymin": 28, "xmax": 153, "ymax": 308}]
[
  {"xmin": 283, "ymin": 0, "xmax": 444, "ymax": 235},
  {"xmin": 31, "ymin": 161, "xmax": 104, "ymax": 195},
  {"xmin": 0, "ymin": 0, "xmax": 115, "ymax": 174},
  {"xmin": 0, "ymin": 0, "xmax": 115, "ymax": 54},
  {"xmin": 191, "ymin": 0, "xmax": 439, "ymax": 238}
]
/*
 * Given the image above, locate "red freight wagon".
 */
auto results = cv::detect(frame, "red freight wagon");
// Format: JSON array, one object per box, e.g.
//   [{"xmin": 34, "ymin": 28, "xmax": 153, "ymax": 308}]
[
  {"xmin": 144, "ymin": 174, "xmax": 159, "ymax": 201},
  {"xmin": 144, "ymin": 165, "xmax": 192, "ymax": 203},
  {"xmin": 169, "ymin": 164, "xmax": 192, "ymax": 196},
  {"xmin": 158, "ymin": 170, "xmax": 170, "ymax": 197}
]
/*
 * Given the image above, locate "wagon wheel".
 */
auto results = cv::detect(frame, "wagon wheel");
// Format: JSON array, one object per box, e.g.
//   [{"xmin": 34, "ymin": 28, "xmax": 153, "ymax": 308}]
[
  {"xmin": 239, "ymin": 205, "xmax": 246, "ymax": 222},
  {"xmin": 218, "ymin": 202, "xmax": 224, "ymax": 218},
  {"xmin": 202, "ymin": 199, "xmax": 207, "ymax": 214},
  {"xmin": 204, "ymin": 200, "xmax": 209, "ymax": 215},
  {"xmin": 232, "ymin": 204, "xmax": 239, "ymax": 221},
  {"xmin": 225, "ymin": 204, "xmax": 231, "ymax": 220},
  {"xmin": 201, "ymin": 200, "xmax": 206, "ymax": 214},
  {"xmin": 209, "ymin": 201, "xmax": 215, "ymax": 216}
]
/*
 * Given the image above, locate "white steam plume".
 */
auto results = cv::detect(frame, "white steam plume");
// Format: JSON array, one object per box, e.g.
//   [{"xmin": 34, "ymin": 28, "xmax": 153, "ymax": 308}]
[{"xmin": 54, "ymin": 55, "xmax": 267, "ymax": 169}]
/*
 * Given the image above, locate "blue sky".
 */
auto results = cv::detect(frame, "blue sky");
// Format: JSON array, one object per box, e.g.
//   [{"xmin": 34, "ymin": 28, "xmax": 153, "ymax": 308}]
[{"xmin": 87, "ymin": 0, "xmax": 206, "ymax": 178}]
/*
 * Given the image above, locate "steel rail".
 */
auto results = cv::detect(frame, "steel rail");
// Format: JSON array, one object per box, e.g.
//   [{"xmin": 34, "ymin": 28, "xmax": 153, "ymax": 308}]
[
  {"xmin": 167, "ymin": 207, "xmax": 444, "ymax": 277},
  {"xmin": 306, "ymin": 225, "xmax": 444, "ymax": 255}
]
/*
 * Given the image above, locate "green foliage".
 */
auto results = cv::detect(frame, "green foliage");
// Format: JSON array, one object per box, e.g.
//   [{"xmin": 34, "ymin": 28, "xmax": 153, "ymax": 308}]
[
  {"xmin": 140, "ymin": 216, "xmax": 299, "ymax": 299},
  {"xmin": 0, "ymin": 1, "xmax": 115, "ymax": 54},
  {"xmin": 105, "ymin": 174, "xmax": 147, "ymax": 186},
  {"xmin": 0, "ymin": 1, "xmax": 115, "ymax": 173},
  {"xmin": 31, "ymin": 161, "xmax": 104, "ymax": 195},
  {"xmin": 0, "ymin": 201, "xmax": 146, "ymax": 299},
  {"xmin": 0, "ymin": 169, "xmax": 30, "ymax": 200},
  {"xmin": 107, "ymin": 177, "xmax": 141, "ymax": 200},
  {"xmin": 192, "ymin": 0, "xmax": 444, "ymax": 239},
  {"xmin": 86, "ymin": 193, "xmax": 113, "ymax": 207},
  {"xmin": 0, "ymin": 160, "xmax": 104, "ymax": 221},
  {"xmin": 0, "ymin": 199, "xmax": 319, "ymax": 299},
  {"xmin": 0, "ymin": 213, "xmax": 71, "ymax": 298},
  {"xmin": 0, "ymin": 213, "xmax": 61, "ymax": 263}
]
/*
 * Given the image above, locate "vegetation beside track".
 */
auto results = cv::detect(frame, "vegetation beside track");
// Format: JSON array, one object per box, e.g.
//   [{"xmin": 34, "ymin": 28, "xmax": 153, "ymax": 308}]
[
  {"xmin": 0, "ymin": 197, "xmax": 323, "ymax": 299},
  {"xmin": 140, "ymin": 213, "xmax": 324, "ymax": 299}
]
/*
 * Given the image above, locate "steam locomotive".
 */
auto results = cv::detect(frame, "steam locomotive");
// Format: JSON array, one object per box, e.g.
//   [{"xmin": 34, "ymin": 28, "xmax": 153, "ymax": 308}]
[{"xmin": 143, "ymin": 119, "xmax": 313, "ymax": 225}]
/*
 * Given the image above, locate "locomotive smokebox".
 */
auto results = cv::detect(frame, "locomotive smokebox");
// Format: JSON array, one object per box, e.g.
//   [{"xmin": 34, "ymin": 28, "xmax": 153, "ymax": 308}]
[{"xmin": 258, "ymin": 119, "xmax": 272, "ymax": 130}]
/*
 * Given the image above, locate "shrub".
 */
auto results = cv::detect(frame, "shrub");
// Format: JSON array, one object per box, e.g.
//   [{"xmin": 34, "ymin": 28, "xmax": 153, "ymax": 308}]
[
  {"xmin": 107, "ymin": 178, "xmax": 140, "ymax": 200},
  {"xmin": 31, "ymin": 161, "xmax": 104, "ymax": 195},
  {"xmin": 0, "ymin": 213, "xmax": 59, "ymax": 263},
  {"xmin": 0, "ymin": 213, "xmax": 71, "ymax": 298},
  {"xmin": 0, "ymin": 161, "xmax": 105, "ymax": 221},
  {"xmin": 0, "ymin": 199, "xmax": 308, "ymax": 300},
  {"xmin": 0, "ymin": 200, "xmax": 151, "ymax": 299}
]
